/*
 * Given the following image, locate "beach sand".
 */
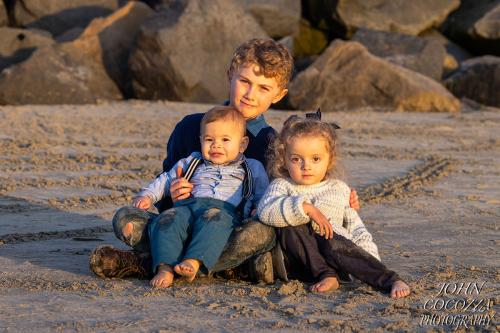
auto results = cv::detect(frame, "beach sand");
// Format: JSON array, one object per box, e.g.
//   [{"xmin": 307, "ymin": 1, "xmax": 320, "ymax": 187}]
[{"xmin": 0, "ymin": 101, "xmax": 498, "ymax": 332}]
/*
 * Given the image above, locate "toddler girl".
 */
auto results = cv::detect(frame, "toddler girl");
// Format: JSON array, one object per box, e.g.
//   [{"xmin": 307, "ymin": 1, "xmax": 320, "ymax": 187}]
[{"xmin": 257, "ymin": 116, "xmax": 410, "ymax": 298}]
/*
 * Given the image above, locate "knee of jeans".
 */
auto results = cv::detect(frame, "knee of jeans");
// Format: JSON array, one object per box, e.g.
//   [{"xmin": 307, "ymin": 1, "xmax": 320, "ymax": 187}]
[
  {"xmin": 157, "ymin": 208, "xmax": 177, "ymax": 225},
  {"xmin": 112, "ymin": 206, "xmax": 137, "ymax": 240},
  {"xmin": 202, "ymin": 208, "xmax": 222, "ymax": 222}
]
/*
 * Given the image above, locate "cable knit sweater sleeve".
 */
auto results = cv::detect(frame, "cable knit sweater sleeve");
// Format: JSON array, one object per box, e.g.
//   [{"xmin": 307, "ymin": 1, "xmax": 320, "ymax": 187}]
[
  {"xmin": 257, "ymin": 178, "xmax": 311, "ymax": 227},
  {"xmin": 344, "ymin": 207, "xmax": 381, "ymax": 261}
]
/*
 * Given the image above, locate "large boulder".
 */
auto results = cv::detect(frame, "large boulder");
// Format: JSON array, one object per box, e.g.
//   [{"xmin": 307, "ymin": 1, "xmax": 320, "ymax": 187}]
[
  {"xmin": 63, "ymin": 2, "xmax": 154, "ymax": 95},
  {"xmin": 352, "ymin": 28, "xmax": 446, "ymax": 81},
  {"xmin": 13, "ymin": 0, "xmax": 122, "ymax": 37},
  {"xmin": 239, "ymin": 0, "xmax": 300, "ymax": 38},
  {"xmin": 444, "ymin": 56, "xmax": 500, "ymax": 107},
  {"xmin": 0, "ymin": 1, "xmax": 7, "ymax": 26},
  {"xmin": 293, "ymin": 18, "xmax": 329, "ymax": 58},
  {"xmin": 303, "ymin": 0, "xmax": 460, "ymax": 37},
  {"xmin": 0, "ymin": 27, "xmax": 54, "ymax": 72},
  {"xmin": 419, "ymin": 29, "xmax": 472, "ymax": 77},
  {"xmin": 0, "ymin": 46, "xmax": 118, "ymax": 105},
  {"xmin": 440, "ymin": 0, "xmax": 500, "ymax": 55},
  {"xmin": 129, "ymin": 0, "xmax": 268, "ymax": 103},
  {"xmin": 0, "ymin": 2, "xmax": 154, "ymax": 105},
  {"xmin": 288, "ymin": 40, "xmax": 461, "ymax": 112}
]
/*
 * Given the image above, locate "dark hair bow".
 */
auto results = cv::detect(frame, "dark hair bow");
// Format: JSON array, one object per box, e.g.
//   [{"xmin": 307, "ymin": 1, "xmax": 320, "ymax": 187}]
[{"xmin": 305, "ymin": 108, "xmax": 341, "ymax": 129}]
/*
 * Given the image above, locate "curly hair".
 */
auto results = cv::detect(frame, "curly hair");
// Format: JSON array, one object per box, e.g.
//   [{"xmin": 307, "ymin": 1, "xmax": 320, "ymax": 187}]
[
  {"xmin": 267, "ymin": 116, "xmax": 339, "ymax": 180},
  {"xmin": 228, "ymin": 38, "xmax": 293, "ymax": 89}
]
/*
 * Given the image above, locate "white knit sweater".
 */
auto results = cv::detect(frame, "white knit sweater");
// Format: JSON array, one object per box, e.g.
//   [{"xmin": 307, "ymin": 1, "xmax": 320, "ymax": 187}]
[{"xmin": 257, "ymin": 178, "xmax": 380, "ymax": 260}]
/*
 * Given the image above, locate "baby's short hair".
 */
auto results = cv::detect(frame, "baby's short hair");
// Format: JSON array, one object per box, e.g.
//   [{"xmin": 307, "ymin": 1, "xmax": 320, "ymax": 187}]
[
  {"xmin": 201, "ymin": 105, "xmax": 246, "ymax": 136},
  {"xmin": 228, "ymin": 38, "xmax": 293, "ymax": 89}
]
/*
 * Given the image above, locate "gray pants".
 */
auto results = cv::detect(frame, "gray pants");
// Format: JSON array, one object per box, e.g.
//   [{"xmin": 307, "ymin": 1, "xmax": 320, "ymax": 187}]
[{"xmin": 112, "ymin": 205, "xmax": 276, "ymax": 273}]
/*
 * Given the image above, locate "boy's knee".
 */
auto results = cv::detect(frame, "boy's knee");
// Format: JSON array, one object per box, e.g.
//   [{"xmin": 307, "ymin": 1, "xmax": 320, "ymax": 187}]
[
  {"xmin": 231, "ymin": 220, "xmax": 276, "ymax": 249},
  {"xmin": 112, "ymin": 206, "xmax": 142, "ymax": 237}
]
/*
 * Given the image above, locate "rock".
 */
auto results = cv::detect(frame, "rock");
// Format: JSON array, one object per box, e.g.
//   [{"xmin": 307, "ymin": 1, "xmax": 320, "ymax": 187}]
[
  {"xmin": 64, "ymin": 1, "xmax": 154, "ymax": 96},
  {"xmin": 444, "ymin": 56, "xmax": 500, "ymax": 107},
  {"xmin": 0, "ymin": 1, "xmax": 7, "ymax": 26},
  {"xmin": 303, "ymin": 0, "xmax": 460, "ymax": 37},
  {"xmin": 13, "ymin": 0, "xmax": 122, "ymax": 37},
  {"xmin": 0, "ymin": 46, "xmax": 112, "ymax": 105},
  {"xmin": 419, "ymin": 29, "xmax": 472, "ymax": 77},
  {"xmin": 352, "ymin": 28, "xmax": 446, "ymax": 81},
  {"xmin": 440, "ymin": 0, "xmax": 500, "ymax": 55},
  {"xmin": 293, "ymin": 19, "xmax": 328, "ymax": 58},
  {"xmin": 288, "ymin": 40, "xmax": 461, "ymax": 113},
  {"xmin": 0, "ymin": 2, "xmax": 154, "ymax": 105},
  {"xmin": 129, "ymin": 0, "xmax": 268, "ymax": 103},
  {"xmin": 0, "ymin": 27, "xmax": 54, "ymax": 72},
  {"xmin": 55, "ymin": 27, "xmax": 84, "ymax": 43},
  {"xmin": 239, "ymin": 0, "xmax": 301, "ymax": 38}
]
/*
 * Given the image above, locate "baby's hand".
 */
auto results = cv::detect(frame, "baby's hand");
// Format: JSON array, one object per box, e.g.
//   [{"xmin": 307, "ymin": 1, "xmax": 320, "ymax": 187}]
[
  {"xmin": 132, "ymin": 196, "xmax": 152, "ymax": 210},
  {"xmin": 170, "ymin": 178, "xmax": 193, "ymax": 202},
  {"xmin": 303, "ymin": 203, "xmax": 333, "ymax": 239},
  {"xmin": 170, "ymin": 165, "xmax": 193, "ymax": 203}
]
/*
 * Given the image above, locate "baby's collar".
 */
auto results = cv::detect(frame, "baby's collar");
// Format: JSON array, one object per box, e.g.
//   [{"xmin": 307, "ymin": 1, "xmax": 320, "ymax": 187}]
[{"xmin": 203, "ymin": 154, "xmax": 245, "ymax": 167}]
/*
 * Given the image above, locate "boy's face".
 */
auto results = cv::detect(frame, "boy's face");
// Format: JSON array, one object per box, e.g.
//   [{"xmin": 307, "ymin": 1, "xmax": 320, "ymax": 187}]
[
  {"xmin": 285, "ymin": 135, "xmax": 331, "ymax": 185},
  {"xmin": 228, "ymin": 64, "xmax": 288, "ymax": 120},
  {"xmin": 200, "ymin": 119, "xmax": 249, "ymax": 165}
]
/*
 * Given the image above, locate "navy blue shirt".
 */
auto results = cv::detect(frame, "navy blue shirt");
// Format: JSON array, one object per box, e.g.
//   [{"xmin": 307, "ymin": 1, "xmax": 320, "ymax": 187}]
[{"xmin": 158, "ymin": 112, "xmax": 276, "ymax": 212}]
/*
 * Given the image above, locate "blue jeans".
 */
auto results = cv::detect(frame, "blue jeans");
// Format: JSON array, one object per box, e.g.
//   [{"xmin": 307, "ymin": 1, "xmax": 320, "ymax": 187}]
[
  {"xmin": 148, "ymin": 197, "xmax": 240, "ymax": 272},
  {"xmin": 112, "ymin": 203, "xmax": 276, "ymax": 273}
]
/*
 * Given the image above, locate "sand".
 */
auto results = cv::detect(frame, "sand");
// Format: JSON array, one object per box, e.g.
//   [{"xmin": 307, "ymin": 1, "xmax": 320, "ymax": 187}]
[{"xmin": 0, "ymin": 100, "xmax": 498, "ymax": 332}]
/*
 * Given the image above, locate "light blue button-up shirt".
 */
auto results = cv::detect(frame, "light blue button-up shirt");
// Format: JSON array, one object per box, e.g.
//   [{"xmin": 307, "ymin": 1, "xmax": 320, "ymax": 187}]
[{"xmin": 139, "ymin": 152, "xmax": 269, "ymax": 216}]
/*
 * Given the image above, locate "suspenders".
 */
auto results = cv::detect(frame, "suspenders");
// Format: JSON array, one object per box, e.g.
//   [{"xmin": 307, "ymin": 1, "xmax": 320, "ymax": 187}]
[{"xmin": 181, "ymin": 157, "xmax": 253, "ymax": 214}]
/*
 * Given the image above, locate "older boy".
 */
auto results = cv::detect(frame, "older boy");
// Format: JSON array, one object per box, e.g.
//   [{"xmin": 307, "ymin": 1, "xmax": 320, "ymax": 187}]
[{"xmin": 89, "ymin": 38, "xmax": 359, "ymax": 282}]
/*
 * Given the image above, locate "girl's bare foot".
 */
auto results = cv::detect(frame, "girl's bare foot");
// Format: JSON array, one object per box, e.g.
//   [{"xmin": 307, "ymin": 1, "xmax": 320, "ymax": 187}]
[
  {"xmin": 150, "ymin": 264, "xmax": 174, "ymax": 289},
  {"xmin": 310, "ymin": 277, "xmax": 339, "ymax": 293},
  {"xmin": 122, "ymin": 222, "xmax": 133, "ymax": 238},
  {"xmin": 391, "ymin": 280, "xmax": 410, "ymax": 298},
  {"xmin": 174, "ymin": 259, "xmax": 200, "ymax": 282}
]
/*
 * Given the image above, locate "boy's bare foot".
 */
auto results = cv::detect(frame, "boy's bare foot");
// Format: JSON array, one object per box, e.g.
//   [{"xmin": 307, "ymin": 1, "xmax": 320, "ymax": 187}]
[
  {"xmin": 310, "ymin": 277, "xmax": 340, "ymax": 293},
  {"xmin": 391, "ymin": 280, "xmax": 410, "ymax": 298},
  {"xmin": 122, "ymin": 222, "xmax": 133, "ymax": 238},
  {"xmin": 150, "ymin": 264, "xmax": 174, "ymax": 289},
  {"xmin": 174, "ymin": 259, "xmax": 200, "ymax": 282}
]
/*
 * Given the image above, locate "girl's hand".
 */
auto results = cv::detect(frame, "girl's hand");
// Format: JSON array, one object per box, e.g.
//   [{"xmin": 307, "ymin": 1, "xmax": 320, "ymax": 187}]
[
  {"xmin": 349, "ymin": 188, "xmax": 360, "ymax": 211},
  {"xmin": 133, "ymin": 196, "xmax": 152, "ymax": 210},
  {"xmin": 303, "ymin": 203, "xmax": 333, "ymax": 239}
]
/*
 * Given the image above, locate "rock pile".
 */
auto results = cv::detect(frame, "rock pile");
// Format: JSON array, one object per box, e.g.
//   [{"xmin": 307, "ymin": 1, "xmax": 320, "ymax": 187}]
[{"xmin": 0, "ymin": 0, "xmax": 498, "ymax": 109}]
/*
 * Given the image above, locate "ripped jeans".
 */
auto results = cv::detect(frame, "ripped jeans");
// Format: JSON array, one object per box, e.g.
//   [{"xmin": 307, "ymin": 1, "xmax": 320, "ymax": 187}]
[{"xmin": 112, "ymin": 197, "xmax": 274, "ymax": 274}]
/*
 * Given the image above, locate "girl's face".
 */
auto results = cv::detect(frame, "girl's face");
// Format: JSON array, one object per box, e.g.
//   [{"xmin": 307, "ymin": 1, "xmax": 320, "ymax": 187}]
[{"xmin": 285, "ymin": 135, "xmax": 331, "ymax": 185}]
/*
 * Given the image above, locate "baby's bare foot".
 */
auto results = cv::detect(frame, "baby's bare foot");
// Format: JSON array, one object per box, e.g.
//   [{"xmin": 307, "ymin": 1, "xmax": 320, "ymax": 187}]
[
  {"xmin": 310, "ymin": 277, "xmax": 340, "ymax": 293},
  {"xmin": 150, "ymin": 265, "xmax": 174, "ymax": 289},
  {"xmin": 174, "ymin": 259, "xmax": 200, "ymax": 282},
  {"xmin": 391, "ymin": 280, "xmax": 410, "ymax": 298},
  {"xmin": 122, "ymin": 222, "xmax": 133, "ymax": 239}
]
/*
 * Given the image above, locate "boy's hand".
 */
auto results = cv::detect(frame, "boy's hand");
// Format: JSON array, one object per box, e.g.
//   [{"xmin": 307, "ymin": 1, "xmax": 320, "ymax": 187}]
[
  {"xmin": 133, "ymin": 196, "xmax": 152, "ymax": 210},
  {"xmin": 349, "ymin": 189, "xmax": 360, "ymax": 211},
  {"xmin": 170, "ymin": 178, "xmax": 193, "ymax": 202},
  {"xmin": 303, "ymin": 203, "xmax": 333, "ymax": 239}
]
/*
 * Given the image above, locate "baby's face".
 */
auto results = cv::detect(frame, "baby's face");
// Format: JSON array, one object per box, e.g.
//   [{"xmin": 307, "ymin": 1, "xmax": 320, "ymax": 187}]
[
  {"xmin": 285, "ymin": 135, "xmax": 331, "ymax": 185},
  {"xmin": 201, "ymin": 119, "xmax": 248, "ymax": 165}
]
